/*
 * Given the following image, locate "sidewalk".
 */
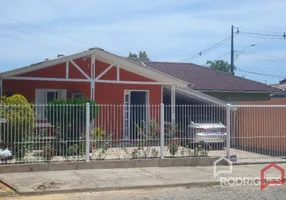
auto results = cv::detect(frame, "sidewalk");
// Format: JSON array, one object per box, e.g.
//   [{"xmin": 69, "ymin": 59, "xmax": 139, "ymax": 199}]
[{"xmin": 0, "ymin": 164, "xmax": 285, "ymax": 195}]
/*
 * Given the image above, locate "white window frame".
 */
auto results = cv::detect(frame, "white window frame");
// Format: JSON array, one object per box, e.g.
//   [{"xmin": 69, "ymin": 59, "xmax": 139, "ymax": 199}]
[{"xmin": 35, "ymin": 89, "xmax": 67, "ymax": 120}]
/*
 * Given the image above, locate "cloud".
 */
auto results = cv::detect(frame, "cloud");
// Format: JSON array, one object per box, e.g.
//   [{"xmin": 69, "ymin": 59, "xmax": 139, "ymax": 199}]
[{"xmin": 0, "ymin": 0, "xmax": 285, "ymax": 83}]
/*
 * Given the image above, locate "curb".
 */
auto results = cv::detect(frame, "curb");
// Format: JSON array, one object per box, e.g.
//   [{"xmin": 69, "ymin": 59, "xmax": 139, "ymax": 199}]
[
  {"xmin": 16, "ymin": 181, "xmax": 220, "ymax": 196},
  {"xmin": 0, "ymin": 157, "xmax": 223, "ymax": 174}
]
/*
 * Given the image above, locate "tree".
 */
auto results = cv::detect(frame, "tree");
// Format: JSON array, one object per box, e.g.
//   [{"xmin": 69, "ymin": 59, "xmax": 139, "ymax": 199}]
[
  {"xmin": 206, "ymin": 60, "xmax": 235, "ymax": 74},
  {"xmin": 0, "ymin": 94, "xmax": 36, "ymax": 158},
  {"xmin": 128, "ymin": 51, "xmax": 149, "ymax": 60},
  {"xmin": 138, "ymin": 51, "xmax": 148, "ymax": 59},
  {"xmin": 128, "ymin": 52, "xmax": 137, "ymax": 58}
]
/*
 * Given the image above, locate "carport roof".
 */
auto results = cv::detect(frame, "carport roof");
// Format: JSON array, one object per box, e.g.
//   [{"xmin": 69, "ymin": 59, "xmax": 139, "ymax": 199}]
[
  {"xmin": 143, "ymin": 61, "xmax": 281, "ymax": 93},
  {"xmin": 174, "ymin": 87, "xmax": 226, "ymax": 106}
]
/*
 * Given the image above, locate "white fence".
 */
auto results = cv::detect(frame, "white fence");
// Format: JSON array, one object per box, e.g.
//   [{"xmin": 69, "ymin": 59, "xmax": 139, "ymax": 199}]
[
  {"xmin": 0, "ymin": 103, "xmax": 227, "ymax": 164},
  {"xmin": 1, "ymin": 103, "xmax": 286, "ymax": 165}
]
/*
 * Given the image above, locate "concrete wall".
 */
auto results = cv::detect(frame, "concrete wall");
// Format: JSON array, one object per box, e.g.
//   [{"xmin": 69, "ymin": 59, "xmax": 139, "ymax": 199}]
[{"xmin": 232, "ymin": 98, "xmax": 286, "ymax": 154}]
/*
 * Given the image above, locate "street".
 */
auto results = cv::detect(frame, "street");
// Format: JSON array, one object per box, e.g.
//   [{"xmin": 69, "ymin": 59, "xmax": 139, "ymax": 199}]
[{"xmin": 3, "ymin": 185, "xmax": 286, "ymax": 200}]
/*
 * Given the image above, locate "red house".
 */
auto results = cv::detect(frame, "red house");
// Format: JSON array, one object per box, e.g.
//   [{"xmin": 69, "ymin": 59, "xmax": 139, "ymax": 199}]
[{"xmin": 0, "ymin": 48, "xmax": 225, "ymax": 139}]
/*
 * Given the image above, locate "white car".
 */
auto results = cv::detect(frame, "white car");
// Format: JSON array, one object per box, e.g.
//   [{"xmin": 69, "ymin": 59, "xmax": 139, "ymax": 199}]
[{"xmin": 186, "ymin": 121, "xmax": 227, "ymax": 149}]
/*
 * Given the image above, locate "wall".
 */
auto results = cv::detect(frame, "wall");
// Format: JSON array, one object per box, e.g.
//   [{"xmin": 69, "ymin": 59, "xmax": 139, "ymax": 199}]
[
  {"xmin": 93, "ymin": 60, "xmax": 162, "ymax": 139},
  {"xmin": 233, "ymin": 98, "xmax": 286, "ymax": 154},
  {"xmin": 2, "ymin": 57, "xmax": 162, "ymax": 139},
  {"xmin": 3, "ymin": 80, "xmax": 90, "ymax": 102},
  {"xmin": 204, "ymin": 91, "xmax": 270, "ymax": 102}
]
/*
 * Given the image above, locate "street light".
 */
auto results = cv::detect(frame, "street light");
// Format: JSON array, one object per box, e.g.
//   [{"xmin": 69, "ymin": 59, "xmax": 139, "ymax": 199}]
[{"xmin": 235, "ymin": 44, "xmax": 256, "ymax": 60}]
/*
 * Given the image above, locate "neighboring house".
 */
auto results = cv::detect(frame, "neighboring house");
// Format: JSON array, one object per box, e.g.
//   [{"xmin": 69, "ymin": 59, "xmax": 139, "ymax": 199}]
[
  {"xmin": 141, "ymin": 61, "xmax": 281, "ymax": 103},
  {"xmin": 0, "ymin": 48, "xmax": 282, "ymax": 139},
  {"xmin": 270, "ymin": 78, "xmax": 286, "ymax": 98}
]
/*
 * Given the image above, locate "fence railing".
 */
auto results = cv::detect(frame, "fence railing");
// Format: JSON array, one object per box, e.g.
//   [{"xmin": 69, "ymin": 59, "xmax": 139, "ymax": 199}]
[
  {"xmin": 3, "ymin": 103, "xmax": 286, "ymax": 165},
  {"xmin": 0, "ymin": 103, "xmax": 227, "ymax": 164}
]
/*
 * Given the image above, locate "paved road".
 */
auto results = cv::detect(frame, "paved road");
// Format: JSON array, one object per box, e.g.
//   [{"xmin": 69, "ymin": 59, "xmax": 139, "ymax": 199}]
[{"xmin": 4, "ymin": 185, "xmax": 286, "ymax": 200}]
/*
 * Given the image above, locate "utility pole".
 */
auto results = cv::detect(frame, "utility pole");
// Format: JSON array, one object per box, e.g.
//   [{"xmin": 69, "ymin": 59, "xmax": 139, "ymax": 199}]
[{"xmin": 230, "ymin": 25, "xmax": 234, "ymax": 75}]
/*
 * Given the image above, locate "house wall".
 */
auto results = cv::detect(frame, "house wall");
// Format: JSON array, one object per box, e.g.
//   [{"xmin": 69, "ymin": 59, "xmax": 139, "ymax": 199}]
[
  {"xmin": 2, "ymin": 57, "xmax": 162, "ymax": 139},
  {"xmin": 233, "ymin": 98, "xmax": 286, "ymax": 154},
  {"xmin": 3, "ymin": 80, "xmax": 90, "ymax": 102},
  {"xmin": 93, "ymin": 60, "xmax": 162, "ymax": 139}
]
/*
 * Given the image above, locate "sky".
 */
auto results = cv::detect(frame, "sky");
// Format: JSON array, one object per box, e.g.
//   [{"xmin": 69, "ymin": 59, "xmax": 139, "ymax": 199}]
[{"xmin": 0, "ymin": 0, "xmax": 285, "ymax": 84}]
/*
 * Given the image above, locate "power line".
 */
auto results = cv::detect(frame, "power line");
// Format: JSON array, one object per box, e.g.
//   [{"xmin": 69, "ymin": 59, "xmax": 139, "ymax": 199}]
[
  {"xmin": 238, "ymin": 51, "xmax": 286, "ymax": 60},
  {"xmin": 239, "ymin": 31, "xmax": 285, "ymax": 38},
  {"xmin": 0, "ymin": 32, "xmax": 60, "ymax": 49},
  {"xmin": 0, "ymin": 24, "xmax": 80, "ymax": 48},
  {"xmin": 216, "ymin": 51, "xmax": 230, "ymax": 59},
  {"xmin": 239, "ymin": 33, "xmax": 286, "ymax": 40},
  {"xmin": 237, "ymin": 68, "xmax": 285, "ymax": 79},
  {"xmin": 181, "ymin": 35, "xmax": 232, "ymax": 62},
  {"xmin": 0, "ymin": 15, "xmax": 88, "ymax": 46},
  {"xmin": 236, "ymin": 51, "xmax": 286, "ymax": 64},
  {"xmin": 238, "ymin": 30, "xmax": 286, "ymax": 40}
]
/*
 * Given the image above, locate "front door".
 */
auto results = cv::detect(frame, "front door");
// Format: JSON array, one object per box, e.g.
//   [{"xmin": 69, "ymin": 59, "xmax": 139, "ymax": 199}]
[
  {"xmin": 35, "ymin": 89, "xmax": 67, "ymax": 120},
  {"xmin": 124, "ymin": 91, "xmax": 149, "ymax": 139}
]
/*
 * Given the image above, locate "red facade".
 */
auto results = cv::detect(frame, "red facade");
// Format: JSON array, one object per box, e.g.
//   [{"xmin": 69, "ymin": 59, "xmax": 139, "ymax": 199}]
[
  {"xmin": 2, "ymin": 57, "xmax": 162, "ymax": 139},
  {"xmin": 3, "ymin": 58, "xmax": 162, "ymax": 104}
]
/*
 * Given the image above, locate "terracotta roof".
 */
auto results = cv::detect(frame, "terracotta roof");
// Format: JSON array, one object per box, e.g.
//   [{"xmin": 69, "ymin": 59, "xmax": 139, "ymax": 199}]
[{"xmin": 143, "ymin": 61, "xmax": 281, "ymax": 93}]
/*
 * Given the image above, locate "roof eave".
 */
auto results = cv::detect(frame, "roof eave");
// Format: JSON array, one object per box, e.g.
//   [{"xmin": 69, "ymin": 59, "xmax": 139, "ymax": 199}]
[
  {"xmin": 0, "ymin": 48, "xmax": 189, "ymax": 87},
  {"xmin": 197, "ymin": 90, "xmax": 274, "ymax": 94}
]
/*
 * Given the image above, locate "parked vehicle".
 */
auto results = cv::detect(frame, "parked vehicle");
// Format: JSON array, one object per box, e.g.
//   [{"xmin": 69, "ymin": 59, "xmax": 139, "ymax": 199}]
[{"xmin": 182, "ymin": 121, "xmax": 227, "ymax": 150}]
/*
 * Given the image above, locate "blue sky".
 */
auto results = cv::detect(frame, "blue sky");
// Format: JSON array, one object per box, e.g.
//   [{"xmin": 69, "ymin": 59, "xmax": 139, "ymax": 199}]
[{"xmin": 0, "ymin": 0, "xmax": 286, "ymax": 84}]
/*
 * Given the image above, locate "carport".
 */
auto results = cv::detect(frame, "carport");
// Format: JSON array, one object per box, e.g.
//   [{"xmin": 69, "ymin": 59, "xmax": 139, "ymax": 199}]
[{"xmin": 163, "ymin": 86, "xmax": 227, "ymax": 134}]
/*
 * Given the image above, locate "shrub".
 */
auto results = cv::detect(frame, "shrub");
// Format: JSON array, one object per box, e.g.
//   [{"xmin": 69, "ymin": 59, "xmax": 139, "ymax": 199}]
[
  {"xmin": 168, "ymin": 138, "xmax": 181, "ymax": 156},
  {"xmin": 89, "ymin": 127, "xmax": 111, "ymax": 158},
  {"xmin": 0, "ymin": 94, "xmax": 36, "ymax": 158},
  {"xmin": 45, "ymin": 98, "xmax": 98, "ymax": 140},
  {"xmin": 66, "ymin": 144, "xmax": 79, "ymax": 156},
  {"xmin": 42, "ymin": 144, "xmax": 54, "ymax": 162}
]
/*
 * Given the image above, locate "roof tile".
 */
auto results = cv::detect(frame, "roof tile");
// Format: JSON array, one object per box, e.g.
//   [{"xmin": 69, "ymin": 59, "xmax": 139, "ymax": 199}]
[{"xmin": 144, "ymin": 61, "xmax": 281, "ymax": 93}]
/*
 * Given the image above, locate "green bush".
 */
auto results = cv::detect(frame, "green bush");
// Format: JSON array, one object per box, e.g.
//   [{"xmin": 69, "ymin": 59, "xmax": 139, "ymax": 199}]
[
  {"xmin": 45, "ymin": 98, "xmax": 98, "ymax": 140},
  {"xmin": 42, "ymin": 144, "xmax": 54, "ymax": 162},
  {"xmin": 0, "ymin": 94, "xmax": 36, "ymax": 158}
]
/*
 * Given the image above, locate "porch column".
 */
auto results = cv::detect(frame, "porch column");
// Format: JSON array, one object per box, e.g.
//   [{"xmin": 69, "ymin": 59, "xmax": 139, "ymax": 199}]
[
  {"xmin": 171, "ymin": 85, "xmax": 176, "ymax": 126},
  {"xmin": 90, "ymin": 54, "xmax": 96, "ymax": 100},
  {"xmin": 90, "ymin": 82, "xmax": 95, "ymax": 100},
  {"xmin": 90, "ymin": 55, "xmax": 96, "ymax": 129}
]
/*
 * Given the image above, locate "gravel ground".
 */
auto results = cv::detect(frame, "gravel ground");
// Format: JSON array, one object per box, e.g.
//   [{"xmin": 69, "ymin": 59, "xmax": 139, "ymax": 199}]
[{"xmin": 4, "ymin": 185, "xmax": 286, "ymax": 200}]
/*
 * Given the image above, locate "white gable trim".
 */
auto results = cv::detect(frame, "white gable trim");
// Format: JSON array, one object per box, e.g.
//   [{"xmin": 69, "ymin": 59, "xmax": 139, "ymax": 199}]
[{"xmin": 0, "ymin": 48, "xmax": 188, "ymax": 87}]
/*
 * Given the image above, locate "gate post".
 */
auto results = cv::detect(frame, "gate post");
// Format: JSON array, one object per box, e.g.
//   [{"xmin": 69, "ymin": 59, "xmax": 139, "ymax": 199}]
[
  {"xmin": 85, "ymin": 103, "xmax": 90, "ymax": 162},
  {"xmin": 160, "ymin": 103, "xmax": 165, "ymax": 159},
  {"xmin": 226, "ymin": 104, "xmax": 231, "ymax": 159}
]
